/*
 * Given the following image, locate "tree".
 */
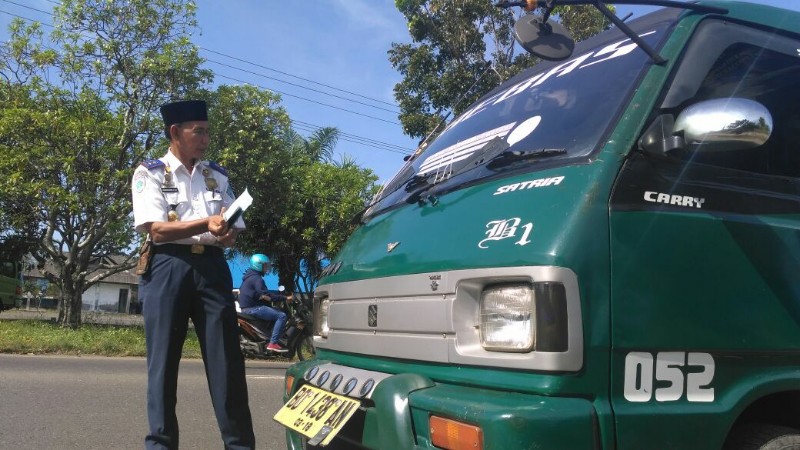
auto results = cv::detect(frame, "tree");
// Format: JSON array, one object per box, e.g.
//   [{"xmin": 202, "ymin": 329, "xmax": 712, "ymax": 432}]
[
  {"xmin": 207, "ymin": 100, "xmax": 379, "ymax": 292},
  {"xmin": 272, "ymin": 159, "xmax": 379, "ymax": 293},
  {"xmin": 389, "ymin": 0, "xmax": 613, "ymax": 139},
  {"xmin": 0, "ymin": 0, "xmax": 211, "ymax": 328}
]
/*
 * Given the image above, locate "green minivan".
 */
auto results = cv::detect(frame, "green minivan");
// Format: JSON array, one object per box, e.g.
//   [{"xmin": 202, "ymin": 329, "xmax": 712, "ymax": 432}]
[{"xmin": 275, "ymin": 1, "xmax": 800, "ymax": 448}]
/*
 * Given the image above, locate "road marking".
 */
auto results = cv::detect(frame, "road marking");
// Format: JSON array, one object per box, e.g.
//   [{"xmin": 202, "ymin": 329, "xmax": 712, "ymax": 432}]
[{"xmin": 247, "ymin": 375, "xmax": 284, "ymax": 380}]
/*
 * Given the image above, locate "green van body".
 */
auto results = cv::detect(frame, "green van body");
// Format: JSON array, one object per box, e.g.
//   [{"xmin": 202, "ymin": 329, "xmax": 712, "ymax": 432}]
[
  {"xmin": 281, "ymin": 2, "xmax": 800, "ymax": 448},
  {"xmin": 0, "ymin": 261, "xmax": 21, "ymax": 311}
]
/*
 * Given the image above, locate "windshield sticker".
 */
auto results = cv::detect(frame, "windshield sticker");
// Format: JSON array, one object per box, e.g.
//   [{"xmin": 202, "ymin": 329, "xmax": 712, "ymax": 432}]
[
  {"xmin": 478, "ymin": 218, "xmax": 533, "ymax": 249},
  {"xmin": 644, "ymin": 191, "xmax": 705, "ymax": 209},
  {"xmin": 580, "ymin": 31, "xmax": 656, "ymax": 69},
  {"xmin": 624, "ymin": 352, "xmax": 715, "ymax": 403},
  {"xmin": 507, "ymin": 116, "xmax": 541, "ymax": 145},
  {"xmin": 418, "ymin": 122, "xmax": 516, "ymax": 175},
  {"xmin": 494, "ymin": 176, "xmax": 564, "ymax": 196},
  {"xmin": 446, "ymin": 30, "xmax": 658, "ymax": 133}
]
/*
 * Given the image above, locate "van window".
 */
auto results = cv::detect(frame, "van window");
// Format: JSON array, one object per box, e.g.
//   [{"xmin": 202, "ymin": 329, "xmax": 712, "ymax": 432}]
[
  {"xmin": 684, "ymin": 43, "xmax": 800, "ymax": 176},
  {"xmin": 0, "ymin": 262, "xmax": 15, "ymax": 278},
  {"xmin": 660, "ymin": 19, "xmax": 800, "ymax": 179}
]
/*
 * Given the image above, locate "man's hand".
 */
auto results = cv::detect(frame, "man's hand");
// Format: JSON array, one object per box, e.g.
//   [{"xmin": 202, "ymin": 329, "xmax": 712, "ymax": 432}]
[
  {"xmin": 217, "ymin": 227, "xmax": 237, "ymax": 247},
  {"xmin": 208, "ymin": 214, "xmax": 228, "ymax": 236},
  {"xmin": 208, "ymin": 206, "xmax": 229, "ymax": 237}
]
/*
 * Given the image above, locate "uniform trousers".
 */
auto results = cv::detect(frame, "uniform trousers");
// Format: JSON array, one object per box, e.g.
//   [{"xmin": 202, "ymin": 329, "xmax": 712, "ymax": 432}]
[{"xmin": 140, "ymin": 245, "xmax": 255, "ymax": 450}]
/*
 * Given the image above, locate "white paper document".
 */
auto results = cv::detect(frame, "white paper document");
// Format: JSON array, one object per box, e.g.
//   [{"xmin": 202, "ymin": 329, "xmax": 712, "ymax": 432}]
[{"xmin": 223, "ymin": 188, "xmax": 253, "ymax": 224}]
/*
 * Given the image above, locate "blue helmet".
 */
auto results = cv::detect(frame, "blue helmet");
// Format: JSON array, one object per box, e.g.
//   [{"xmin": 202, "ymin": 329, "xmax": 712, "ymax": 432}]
[{"xmin": 249, "ymin": 254, "xmax": 271, "ymax": 272}]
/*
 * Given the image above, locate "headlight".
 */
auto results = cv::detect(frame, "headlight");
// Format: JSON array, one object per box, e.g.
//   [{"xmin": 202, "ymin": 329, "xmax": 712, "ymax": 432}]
[
  {"xmin": 314, "ymin": 297, "xmax": 330, "ymax": 338},
  {"xmin": 480, "ymin": 284, "xmax": 534, "ymax": 352},
  {"xmin": 479, "ymin": 282, "xmax": 569, "ymax": 353}
]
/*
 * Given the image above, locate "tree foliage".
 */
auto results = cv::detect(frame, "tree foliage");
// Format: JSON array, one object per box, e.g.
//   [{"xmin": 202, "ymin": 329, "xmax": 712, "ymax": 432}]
[
  {"xmin": 390, "ymin": 0, "xmax": 613, "ymax": 139},
  {"xmin": 0, "ymin": 0, "xmax": 382, "ymax": 321},
  {"xmin": 205, "ymin": 85, "xmax": 378, "ymax": 293},
  {"xmin": 201, "ymin": 71, "xmax": 378, "ymax": 295},
  {"xmin": 0, "ymin": 0, "xmax": 210, "ymax": 328}
]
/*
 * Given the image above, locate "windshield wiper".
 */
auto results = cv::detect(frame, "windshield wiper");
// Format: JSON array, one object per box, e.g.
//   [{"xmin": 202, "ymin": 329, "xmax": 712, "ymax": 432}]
[
  {"xmin": 405, "ymin": 137, "xmax": 510, "ymax": 205},
  {"xmin": 487, "ymin": 147, "xmax": 567, "ymax": 170}
]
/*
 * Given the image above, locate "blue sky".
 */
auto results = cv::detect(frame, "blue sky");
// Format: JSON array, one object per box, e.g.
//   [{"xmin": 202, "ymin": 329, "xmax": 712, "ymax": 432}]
[
  {"xmin": 1, "ymin": 0, "xmax": 798, "ymax": 183},
  {"xmin": 2, "ymin": 0, "xmax": 798, "ymax": 288}
]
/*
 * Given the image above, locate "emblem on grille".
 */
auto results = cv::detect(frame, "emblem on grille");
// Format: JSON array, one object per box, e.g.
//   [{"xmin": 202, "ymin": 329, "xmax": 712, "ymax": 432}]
[
  {"xmin": 368, "ymin": 304, "xmax": 378, "ymax": 327},
  {"xmin": 429, "ymin": 274, "xmax": 441, "ymax": 291}
]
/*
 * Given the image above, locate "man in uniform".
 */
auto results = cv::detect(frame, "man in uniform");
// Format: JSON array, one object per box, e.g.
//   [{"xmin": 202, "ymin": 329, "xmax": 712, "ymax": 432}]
[{"xmin": 131, "ymin": 100, "xmax": 255, "ymax": 449}]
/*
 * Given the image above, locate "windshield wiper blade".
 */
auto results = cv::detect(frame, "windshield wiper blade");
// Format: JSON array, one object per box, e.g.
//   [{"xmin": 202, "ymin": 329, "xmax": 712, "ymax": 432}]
[
  {"xmin": 488, "ymin": 147, "xmax": 567, "ymax": 170},
  {"xmin": 404, "ymin": 137, "xmax": 511, "ymax": 205}
]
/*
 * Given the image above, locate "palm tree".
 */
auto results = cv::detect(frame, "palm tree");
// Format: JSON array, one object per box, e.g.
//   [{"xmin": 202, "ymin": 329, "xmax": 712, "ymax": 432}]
[{"xmin": 285, "ymin": 126, "xmax": 340, "ymax": 163}]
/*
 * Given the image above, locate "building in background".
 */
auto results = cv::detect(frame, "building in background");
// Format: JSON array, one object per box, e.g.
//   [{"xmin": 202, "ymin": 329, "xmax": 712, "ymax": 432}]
[{"xmin": 21, "ymin": 256, "xmax": 139, "ymax": 313}]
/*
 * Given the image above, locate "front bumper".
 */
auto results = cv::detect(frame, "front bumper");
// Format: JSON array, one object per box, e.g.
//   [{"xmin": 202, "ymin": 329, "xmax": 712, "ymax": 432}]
[{"xmin": 282, "ymin": 360, "xmax": 598, "ymax": 450}]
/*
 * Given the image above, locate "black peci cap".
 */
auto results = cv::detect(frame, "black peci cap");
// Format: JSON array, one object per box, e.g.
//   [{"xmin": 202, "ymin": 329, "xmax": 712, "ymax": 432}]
[{"xmin": 160, "ymin": 100, "xmax": 208, "ymax": 127}]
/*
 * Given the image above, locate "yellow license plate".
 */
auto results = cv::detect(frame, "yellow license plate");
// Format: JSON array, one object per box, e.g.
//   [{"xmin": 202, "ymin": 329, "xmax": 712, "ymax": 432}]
[{"xmin": 274, "ymin": 384, "xmax": 361, "ymax": 447}]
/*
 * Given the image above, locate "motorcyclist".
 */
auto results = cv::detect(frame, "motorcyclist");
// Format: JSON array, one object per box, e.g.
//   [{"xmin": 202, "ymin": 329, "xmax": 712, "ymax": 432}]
[{"xmin": 238, "ymin": 254, "xmax": 291, "ymax": 353}]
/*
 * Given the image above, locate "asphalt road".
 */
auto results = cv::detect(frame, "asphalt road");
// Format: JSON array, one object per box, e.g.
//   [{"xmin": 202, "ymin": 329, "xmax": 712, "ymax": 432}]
[{"xmin": 0, "ymin": 354, "xmax": 292, "ymax": 450}]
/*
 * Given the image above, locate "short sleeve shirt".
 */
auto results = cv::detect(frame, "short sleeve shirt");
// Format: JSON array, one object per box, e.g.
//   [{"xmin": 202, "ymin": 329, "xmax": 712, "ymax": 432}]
[{"xmin": 131, "ymin": 150, "xmax": 245, "ymax": 246}]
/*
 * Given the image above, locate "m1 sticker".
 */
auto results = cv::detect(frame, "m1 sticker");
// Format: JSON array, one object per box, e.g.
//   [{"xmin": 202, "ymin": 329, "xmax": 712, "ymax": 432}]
[
  {"xmin": 623, "ymin": 352, "xmax": 715, "ymax": 403},
  {"xmin": 478, "ymin": 218, "xmax": 533, "ymax": 249},
  {"xmin": 494, "ymin": 176, "xmax": 564, "ymax": 196}
]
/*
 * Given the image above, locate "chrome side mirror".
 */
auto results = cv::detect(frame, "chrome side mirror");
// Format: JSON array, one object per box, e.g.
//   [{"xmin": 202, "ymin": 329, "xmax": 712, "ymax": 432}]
[{"xmin": 674, "ymin": 98, "xmax": 772, "ymax": 152}]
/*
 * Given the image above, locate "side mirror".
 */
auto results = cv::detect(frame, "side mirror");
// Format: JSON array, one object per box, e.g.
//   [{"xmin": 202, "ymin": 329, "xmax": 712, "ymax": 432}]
[
  {"xmin": 513, "ymin": 14, "xmax": 574, "ymax": 61},
  {"xmin": 674, "ymin": 98, "xmax": 773, "ymax": 152}
]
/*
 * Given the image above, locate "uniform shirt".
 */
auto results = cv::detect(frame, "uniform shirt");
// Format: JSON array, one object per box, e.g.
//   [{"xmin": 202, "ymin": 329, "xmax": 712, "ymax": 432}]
[{"xmin": 131, "ymin": 150, "xmax": 245, "ymax": 246}]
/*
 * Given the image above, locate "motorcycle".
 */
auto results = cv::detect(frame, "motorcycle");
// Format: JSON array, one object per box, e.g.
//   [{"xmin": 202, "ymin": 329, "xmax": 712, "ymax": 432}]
[{"xmin": 236, "ymin": 291, "xmax": 315, "ymax": 361}]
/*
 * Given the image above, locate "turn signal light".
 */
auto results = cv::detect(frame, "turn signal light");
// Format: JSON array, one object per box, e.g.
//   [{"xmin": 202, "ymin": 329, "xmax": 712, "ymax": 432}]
[
  {"xmin": 430, "ymin": 416, "xmax": 483, "ymax": 450},
  {"xmin": 285, "ymin": 375, "xmax": 294, "ymax": 396}
]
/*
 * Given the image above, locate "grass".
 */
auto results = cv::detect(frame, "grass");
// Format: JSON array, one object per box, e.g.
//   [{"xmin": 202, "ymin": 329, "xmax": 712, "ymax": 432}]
[{"xmin": 0, "ymin": 320, "xmax": 202, "ymax": 358}]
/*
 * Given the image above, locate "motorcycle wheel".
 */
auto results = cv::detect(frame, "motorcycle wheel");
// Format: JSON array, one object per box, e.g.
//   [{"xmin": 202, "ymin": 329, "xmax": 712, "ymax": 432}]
[{"xmin": 296, "ymin": 335, "xmax": 315, "ymax": 361}]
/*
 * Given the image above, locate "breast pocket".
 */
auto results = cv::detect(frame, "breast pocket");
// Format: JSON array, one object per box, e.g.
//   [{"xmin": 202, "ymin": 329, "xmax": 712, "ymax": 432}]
[{"xmin": 204, "ymin": 190, "xmax": 223, "ymax": 214}]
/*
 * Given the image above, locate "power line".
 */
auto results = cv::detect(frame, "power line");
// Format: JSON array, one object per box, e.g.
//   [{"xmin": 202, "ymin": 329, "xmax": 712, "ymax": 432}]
[
  {"xmin": 214, "ymin": 73, "xmax": 400, "ymax": 125},
  {"xmin": 201, "ymin": 47, "xmax": 399, "ymax": 109},
  {"xmin": 292, "ymin": 124, "xmax": 409, "ymax": 156},
  {"xmin": 292, "ymin": 120, "xmax": 410, "ymax": 154},
  {"xmin": 205, "ymin": 58, "xmax": 399, "ymax": 114},
  {"xmin": 292, "ymin": 128, "xmax": 409, "ymax": 156},
  {"xmin": 0, "ymin": 0, "xmax": 402, "ymax": 116},
  {"xmin": 0, "ymin": 8, "xmax": 53, "ymax": 26},
  {"xmin": 1, "ymin": 0, "xmax": 51, "ymax": 16},
  {"xmin": 0, "ymin": 3, "xmax": 412, "ymax": 155}
]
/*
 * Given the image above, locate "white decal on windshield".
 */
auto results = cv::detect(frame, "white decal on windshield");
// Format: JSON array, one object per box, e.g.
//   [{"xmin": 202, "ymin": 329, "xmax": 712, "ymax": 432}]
[
  {"xmin": 418, "ymin": 122, "xmax": 516, "ymax": 175},
  {"xmin": 447, "ymin": 30, "xmax": 659, "ymax": 125},
  {"xmin": 580, "ymin": 31, "xmax": 656, "ymax": 69},
  {"xmin": 507, "ymin": 116, "xmax": 541, "ymax": 145},
  {"xmin": 478, "ymin": 218, "xmax": 533, "ymax": 249}
]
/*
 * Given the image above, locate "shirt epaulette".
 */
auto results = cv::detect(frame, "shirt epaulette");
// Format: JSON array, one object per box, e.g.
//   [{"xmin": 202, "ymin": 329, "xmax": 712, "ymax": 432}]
[
  {"xmin": 140, "ymin": 159, "xmax": 165, "ymax": 170},
  {"xmin": 207, "ymin": 161, "xmax": 228, "ymax": 177}
]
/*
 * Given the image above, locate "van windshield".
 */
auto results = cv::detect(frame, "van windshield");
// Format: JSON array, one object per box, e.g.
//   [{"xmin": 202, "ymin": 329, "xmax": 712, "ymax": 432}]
[{"xmin": 365, "ymin": 15, "xmax": 675, "ymax": 219}]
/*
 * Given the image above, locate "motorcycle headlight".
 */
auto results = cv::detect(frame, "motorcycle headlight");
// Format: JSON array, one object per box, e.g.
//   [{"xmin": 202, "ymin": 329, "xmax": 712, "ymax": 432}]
[
  {"xmin": 314, "ymin": 297, "xmax": 330, "ymax": 338},
  {"xmin": 480, "ymin": 283, "xmax": 534, "ymax": 352}
]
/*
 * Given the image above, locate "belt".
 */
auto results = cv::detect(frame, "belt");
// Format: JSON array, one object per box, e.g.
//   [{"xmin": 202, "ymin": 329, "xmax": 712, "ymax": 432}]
[{"xmin": 154, "ymin": 243, "xmax": 224, "ymax": 257}]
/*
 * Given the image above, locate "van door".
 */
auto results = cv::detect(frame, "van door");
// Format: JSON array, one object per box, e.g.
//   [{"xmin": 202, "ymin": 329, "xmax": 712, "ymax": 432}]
[{"xmin": 609, "ymin": 19, "xmax": 800, "ymax": 449}]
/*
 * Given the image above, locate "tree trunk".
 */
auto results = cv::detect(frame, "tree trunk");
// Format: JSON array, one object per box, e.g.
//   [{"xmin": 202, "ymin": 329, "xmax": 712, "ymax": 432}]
[{"xmin": 57, "ymin": 283, "xmax": 82, "ymax": 329}]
